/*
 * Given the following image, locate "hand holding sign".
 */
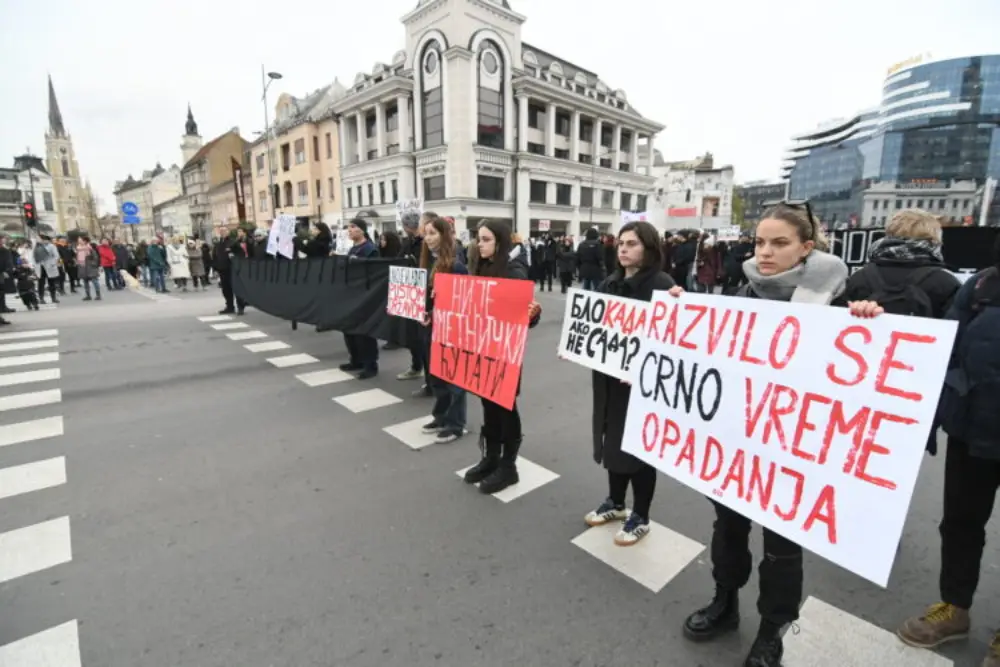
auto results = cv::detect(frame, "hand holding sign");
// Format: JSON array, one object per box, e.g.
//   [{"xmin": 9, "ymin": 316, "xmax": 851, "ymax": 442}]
[{"xmin": 848, "ymin": 300, "xmax": 884, "ymax": 318}]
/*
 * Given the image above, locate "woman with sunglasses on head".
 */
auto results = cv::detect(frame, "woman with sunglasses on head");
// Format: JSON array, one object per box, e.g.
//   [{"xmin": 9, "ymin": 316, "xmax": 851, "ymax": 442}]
[
  {"xmin": 585, "ymin": 221, "xmax": 681, "ymax": 545},
  {"xmin": 682, "ymin": 202, "xmax": 875, "ymax": 667},
  {"xmin": 463, "ymin": 219, "xmax": 541, "ymax": 494}
]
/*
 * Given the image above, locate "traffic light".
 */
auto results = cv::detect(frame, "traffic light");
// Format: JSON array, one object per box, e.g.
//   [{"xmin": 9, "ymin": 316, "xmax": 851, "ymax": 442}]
[{"xmin": 22, "ymin": 201, "xmax": 36, "ymax": 227}]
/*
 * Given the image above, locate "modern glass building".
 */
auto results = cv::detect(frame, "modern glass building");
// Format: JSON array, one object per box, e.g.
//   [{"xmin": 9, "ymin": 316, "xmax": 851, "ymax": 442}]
[{"xmin": 783, "ymin": 54, "xmax": 1000, "ymax": 226}]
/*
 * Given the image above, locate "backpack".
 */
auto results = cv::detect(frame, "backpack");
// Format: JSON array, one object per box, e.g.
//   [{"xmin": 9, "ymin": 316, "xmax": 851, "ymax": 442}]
[{"xmin": 864, "ymin": 265, "xmax": 938, "ymax": 317}]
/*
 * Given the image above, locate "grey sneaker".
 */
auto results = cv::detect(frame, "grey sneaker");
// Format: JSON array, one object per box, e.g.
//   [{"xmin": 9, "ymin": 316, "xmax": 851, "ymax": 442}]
[
  {"xmin": 897, "ymin": 603, "xmax": 971, "ymax": 648},
  {"xmin": 397, "ymin": 368, "xmax": 422, "ymax": 380}
]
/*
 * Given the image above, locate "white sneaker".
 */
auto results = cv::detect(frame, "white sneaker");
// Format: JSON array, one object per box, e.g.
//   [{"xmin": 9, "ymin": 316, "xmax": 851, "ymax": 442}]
[
  {"xmin": 614, "ymin": 512, "xmax": 650, "ymax": 546},
  {"xmin": 584, "ymin": 498, "xmax": 629, "ymax": 526}
]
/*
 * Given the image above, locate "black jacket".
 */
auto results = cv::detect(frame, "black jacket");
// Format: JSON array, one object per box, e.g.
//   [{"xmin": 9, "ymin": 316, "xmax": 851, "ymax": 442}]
[
  {"xmin": 844, "ymin": 257, "xmax": 960, "ymax": 319},
  {"xmin": 592, "ymin": 268, "xmax": 676, "ymax": 473},
  {"xmin": 297, "ymin": 233, "xmax": 332, "ymax": 258},
  {"xmin": 577, "ymin": 240, "xmax": 605, "ymax": 281},
  {"xmin": 556, "ymin": 245, "xmax": 577, "ymax": 274}
]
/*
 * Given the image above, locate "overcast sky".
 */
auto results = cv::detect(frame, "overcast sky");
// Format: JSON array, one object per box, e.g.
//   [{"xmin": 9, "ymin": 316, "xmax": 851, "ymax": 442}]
[{"xmin": 1, "ymin": 0, "xmax": 996, "ymax": 214}]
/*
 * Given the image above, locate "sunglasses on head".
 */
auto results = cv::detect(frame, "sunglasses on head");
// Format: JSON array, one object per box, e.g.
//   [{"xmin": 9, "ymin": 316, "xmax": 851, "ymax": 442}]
[{"xmin": 778, "ymin": 200, "xmax": 817, "ymax": 238}]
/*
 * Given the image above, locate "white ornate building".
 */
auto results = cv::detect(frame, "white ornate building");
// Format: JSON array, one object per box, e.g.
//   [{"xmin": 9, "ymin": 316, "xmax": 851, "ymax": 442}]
[{"xmin": 332, "ymin": 0, "xmax": 664, "ymax": 237}]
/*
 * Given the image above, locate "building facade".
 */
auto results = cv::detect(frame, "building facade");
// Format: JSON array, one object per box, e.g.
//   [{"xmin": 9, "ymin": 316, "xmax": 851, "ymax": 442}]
[
  {"xmin": 860, "ymin": 179, "xmax": 981, "ymax": 226},
  {"xmin": 113, "ymin": 163, "xmax": 183, "ymax": 240},
  {"xmin": 648, "ymin": 153, "xmax": 734, "ymax": 231},
  {"xmin": 44, "ymin": 76, "xmax": 95, "ymax": 233},
  {"xmin": 179, "ymin": 109, "xmax": 249, "ymax": 239},
  {"xmin": 735, "ymin": 181, "xmax": 787, "ymax": 225},
  {"xmin": 152, "ymin": 195, "xmax": 192, "ymax": 238},
  {"xmin": 332, "ymin": 0, "xmax": 664, "ymax": 237},
  {"xmin": 249, "ymin": 82, "xmax": 346, "ymax": 229},
  {"xmin": 0, "ymin": 155, "xmax": 61, "ymax": 236},
  {"xmin": 784, "ymin": 54, "xmax": 1000, "ymax": 227}
]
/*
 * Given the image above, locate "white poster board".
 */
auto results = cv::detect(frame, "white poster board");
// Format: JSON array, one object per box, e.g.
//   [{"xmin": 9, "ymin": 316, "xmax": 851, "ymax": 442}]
[
  {"xmin": 717, "ymin": 225, "xmax": 741, "ymax": 242},
  {"xmin": 396, "ymin": 199, "xmax": 423, "ymax": 233},
  {"xmin": 621, "ymin": 291, "xmax": 957, "ymax": 587},
  {"xmin": 387, "ymin": 266, "xmax": 428, "ymax": 322},
  {"xmin": 621, "ymin": 211, "xmax": 650, "ymax": 225},
  {"xmin": 276, "ymin": 214, "xmax": 297, "ymax": 260},
  {"xmin": 335, "ymin": 228, "xmax": 351, "ymax": 255},
  {"xmin": 265, "ymin": 222, "xmax": 280, "ymax": 256},
  {"xmin": 557, "ymin": 288, "xmax": 649, "ymax": 381},
  {"xmin": 538, "ymin": 219, "xmax": 551, "ymax": 232}
]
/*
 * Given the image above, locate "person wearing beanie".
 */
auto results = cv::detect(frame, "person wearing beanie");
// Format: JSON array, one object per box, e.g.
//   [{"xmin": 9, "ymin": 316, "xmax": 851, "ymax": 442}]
[
  {"xmin": 577, "ymin": 226, "xmax": 605, "ymax": 291},
  {"xmin": 339, "ymin": 218, "xmax": 381, "ymax": 379},
  {"xmin": 397, "ymin": 211, "xmax": 432, "ymax": 396}
]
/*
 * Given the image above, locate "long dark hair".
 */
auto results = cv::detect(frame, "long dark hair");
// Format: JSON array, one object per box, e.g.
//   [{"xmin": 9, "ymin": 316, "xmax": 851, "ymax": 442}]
[
  {"xmin": 314, "ymin": 222, "xmax": 332, "ymax": 241},
  {"xmin": 380, "ymin": 230, "xmax": 402, "ymax": 258},
  {"xmin": 616, "ymin": 221, "xmax": 663, "ymax": 273},
  {"xmin": 419, "ymin": 217, "xmax": 457, "ymax": 279},
  {"xmin": 468, "ymin": 219, "xmax": 512, "ymax": 277}
]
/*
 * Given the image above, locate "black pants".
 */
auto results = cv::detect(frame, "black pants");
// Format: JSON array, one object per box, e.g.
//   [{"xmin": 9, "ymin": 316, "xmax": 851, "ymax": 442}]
[
  {"xmin": 710, "ymin": 501, "xmax": 803, "ymax": 625},
  {"xmin": 559, "ymin": 271, "xmax": 574, "ymax": 293},
  {"xmin": 481, "ymin": 396, "xmax": 521, "ymax": 447},
  {"xmin": 940, "ymin": 437, "xmax": 1000, "ymax": 609},
  {"xmin": 38, "ymin": 268, "xmax": 59, "ymax": 301},
  {"xmin": 539, "ymin": 261, "xmax": 554, "ymax": 291},
  {"xmin": 344, "ymin": 333, "xmax": 379, "ymax": 372},
  {"xmin": 219, "ymin": 270, "xmax": 245, "ymax": 311},
  {"xmin": 609, "ymin": 466, "xmax": 657, "ymax": 519},
  {"xmin": 65, "ymin": 266, "xmax": 78, "ymax": 291}
]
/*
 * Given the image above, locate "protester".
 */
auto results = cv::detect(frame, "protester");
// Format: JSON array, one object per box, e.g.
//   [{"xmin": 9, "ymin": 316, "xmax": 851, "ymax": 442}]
[
  {"xmin": 419, "ymin": 216, "xmax": 469, "ymax": 444},
  {"xmin": 213, "ymin": 227, "xmax": 243, "ymax": 314},
  {"xmin": 167, "ymin": 236, "xmax": 191, "ymax": 291},
  {"xmin": 462, "ymin": 219, "xmax": 541, "ymax": 494},
  {"xmin": 398, "ymin": 212, "xmax": 431, "ymax": 394},
  {"xmin": 187, "ymin": 239, "xmax": 208, "ymax": 290},
  {"xmin": 895, "ymin": 232, "xmax": 1000, "ymax": 667},
  {"xmin": 0, "ymin": 236, "xmax": 14, "ymax": 323},
  {"xmin": 671, "ymin": 231, "xmax": 698, "ymax": 288},
  {"xmin": 586, "ymin": 221, "xmax": 678, "ymax": 545},
  {"xmin": 98, "ymin": 238, "xmax": 119, "ymax": 290},
  {"xmin": 681, "ymin": 202, "xmax": 873, "ymax": 667},
  {"xmin": 694, "ymin": 238, "xmax": 721, "ymax": 293},
  {"xmin": 297, "ymin": 222, "xmax": 334, "ymax": 258},
  {"xmin": 339, "ymin": 218, "xmax": 380, "ymax": 379},
  {"xmin": 147, "ymin": 237, "xmax": 168, "ymax": 294},
  {"xmin": 76, "ymin": 236, "xmax": 102, "ymax": 301},
  {"xmin": 379, "ymin": 230, "xmax": 403, "ymax": 258},
  {"xmin": 556, "ymin": 236, "xmax": 577, "ymax": 294},
  {"xmin": 577, "ymin": 228, "xmax": 605, "ymax": 291},
  {"xmin": 722, "ymin": 233, "xmax": 753, "ymax": 293},
  {"xmin": 32, "ymin": 235, "xmax": 61, "ymax": 304}
]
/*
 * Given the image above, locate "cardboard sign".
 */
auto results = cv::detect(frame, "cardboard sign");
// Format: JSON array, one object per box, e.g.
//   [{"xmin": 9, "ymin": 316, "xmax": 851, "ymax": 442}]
[
  {"xmin": 558, "ymin": 288, "xmax": 648, "ymax": 381},
  {"xmin": 430, "ymin": 274, "xmax": 535, "ymax": 409},
  {"xmin": 621, "ymin": 291, "xmax": 957, "ymax": 587},
  {"xmin": 276, "ymin": 214, "xmax": 296, "ymax": 260},
  {"xmin": 265, "ymin": 222, "xmax": 280, "ymax": 256},
  {"xmin": 387, "ymin": 266, "xmax": 428, "ymax": 322},
  {"xmin": 396, "ymin": 198, "xmax": 423, "ymax": 234}
]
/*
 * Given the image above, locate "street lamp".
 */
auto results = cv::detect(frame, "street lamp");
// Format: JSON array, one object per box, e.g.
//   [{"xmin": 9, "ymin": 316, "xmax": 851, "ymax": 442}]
[{"xmin": 261, "ymin": 67, "xmax": 283, "ymax": 220}]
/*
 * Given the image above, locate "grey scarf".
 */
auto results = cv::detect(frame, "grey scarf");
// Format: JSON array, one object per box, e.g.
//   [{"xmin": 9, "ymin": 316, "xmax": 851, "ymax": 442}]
[{"xmin": 742, "ymin": 250, "xmax": 848, "ymax": 304}]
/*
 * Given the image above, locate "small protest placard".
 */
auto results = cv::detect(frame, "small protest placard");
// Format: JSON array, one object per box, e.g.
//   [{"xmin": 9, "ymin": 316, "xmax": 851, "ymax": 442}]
[
  {"xmin": 717, "ymin": 226, "xmax": 742, "ymax": 242},
  {"xmin": 430, "ymin": 274, "xmax": 535, "ymax": 409},
  {"xmin": 276, "ymin": 214, "xmax": 296, "ymax": 260},
  {"xmin": 265, "ymin": 223, "xmax": 279, "ymax": 256},
  {"xmin": 621, "ymin": 291, "xmax": 956, "ymax": 586},
  {"xmin": 396, "ymin": 198, "xmax": 423, "ymax": 233},
  {"xmin": 387, "ymin": 266, "xmax": 428, "ymax": 322},
  {"xmin": 557, "ymin": 288, "xmax": 648, "ymax": 381}
]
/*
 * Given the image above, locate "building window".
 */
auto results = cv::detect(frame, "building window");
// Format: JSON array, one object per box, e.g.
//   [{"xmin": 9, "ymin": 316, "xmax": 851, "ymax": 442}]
[
  {"xmin": 578, "ymin": 153, "xmax": 592, "ymax": 164},
  {"xmin": 424, "ymin": 175, "xmax": 445, "ymax": 201},
  {"xmin": 620, "ymin": 130, "xmax": 632, "ymax": 153},
  {"xmin": 556, "ymin": 183, "xmax": 571, "ymax": 206},
  {"xmin": 421, "ymin": 42, "xmax": 444, "ymax": 149},
  {"xmin": 312, "ymin": 136, "xmax": 319, "ymax": 162},
  {"xmin": 637, "ymin": 195, "xmax": 647, "ymax": 211},
  {"xmin": 256, "ymin": 153, "xmax": 265, "ymax": 175},
  {"xmin": 61, "ymin": 159, "xmax": 69, "ymax": 177},
  {"xmin": 325, "ymin": 133, "xmax": 333, "ymax": 159},
  {"xmin": 916, "ymin": 199, "xmax": 924, "ymax": 209},
  {"xmin": 555, "ymin": 112, "xmax": 571, "ymax": 137},
  {"xmin": 281, "ymin": 144, "xmax": 290, "ymax": 170},
  {"xmin": 294, "ymin": 139, "xmax": 306, "ymax": 164},
  {"xmin": 258, "ymin": 190, "xmax": 267, "ymax": 212},
  {"xmin": 527, "ymin": 142, "xmax": 545, "ymax": 155},
  {"xmin": 366, "ymin": 183, "xmax": 374, "ymax": 205},
  {"xmin": 328, "ymin": 177, "xmax": 335, "ymax": 201},
  {"xmin": 619, "ymin": 163, "xmax": 630, "ymax": 172},
  {"xmin": 478, "ymin": 175, "xmax": 504, "ymax": 201},
  {"xmin": 367, "ymin": 149, "xmax": 378, "ymax": 160},
  {"xmin": 297, "ymin": 181, "xmax": 308, "ymax": 205},
  {"xmin": 580, "ymin": 187, "xmax": 593, "ymax": 208},
  {"xmin": 554, "ymin": 148, "xmax": 570, "ymax": 159},
  {"xmin": 386, "ymin": 104, "xmax": 399, "ymax": 132},
  {"xmin": 365, "ymin": 113, "xmax": 377, "ymax": 139},
  {"xmin": 528, "ymin": 104, "xmax": 542, "ymax": 130},
  {"xmin": 356, "ymin": 185, "xmax": 362, "ymax": 206},
  {"xmin": 896, "ymin": 200, "xmax": 903, "ymax": 209},
  {"xmin": 42, "ymin": 191, "xmax": 54, "ymax": 211},
  {"xmin": 391, "ymin": 179, "xmax": 399, "ymax": 202},
  {"xmin": 621, "ymin": 193, "xmax": 632, "ymax": 210},
  {"xmin": 601, "ymin": 190, "xmax": 614, "ymax": 207},
  {"xmin": 284, "ymin": 181, "xmax": 293, "ymax": 206},
  {"xmin": 379, "ymin": 182, "xmax": 386, "ymax": 204},
  {"xmin": 316, "ymin": 179, "xmax": 321, "ymax": 200},
  {"xmin": 347, "ymin": 188, "xmax": 353, "ymax": 208},
  {"xmin": 529, "ymin": 179, "xmax": 547, "ymax": 203},
  {"xmin": 387, "ymin": 144, "xmax": 400, "ymax": 155},
  {"xmin": 579, "ymin": 120, "xmax": 593, "ymax": 142},
  {"xmin": 600, "ymin": 158, "xmax": 612, "ymax": 169},
  {"xmin": 477, "ymin": 44, "xmax": 504, "ymax": 149}
]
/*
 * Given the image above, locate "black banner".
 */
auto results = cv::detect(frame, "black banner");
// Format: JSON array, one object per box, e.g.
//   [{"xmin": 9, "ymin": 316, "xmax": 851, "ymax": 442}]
[
  {"xmin": 829, "ymin": 226, "xmax": 999, "ymax": 274},
  {"xmin": 231, "ymin": 256, "xmax": 422, "ymax": 347}
]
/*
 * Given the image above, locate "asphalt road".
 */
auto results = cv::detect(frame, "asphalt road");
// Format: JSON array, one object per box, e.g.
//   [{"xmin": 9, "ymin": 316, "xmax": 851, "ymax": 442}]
[{"xmin": 0, "ymin": 283, "xmax": 997, "ymax": 667}]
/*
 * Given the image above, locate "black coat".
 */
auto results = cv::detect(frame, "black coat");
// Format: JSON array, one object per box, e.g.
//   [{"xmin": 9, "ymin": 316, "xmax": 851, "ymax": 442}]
[
  {"xmin": 592, "ymin": 268, "xmax": 676, "ymax": 473},
  {"xmin": 556, "ymin": 246, "xmax": 576, "ymax": 274},
  {"xmin": 577, "ymin": 240, "xmax": 605, "ymax": 281},
  {"xmin": 843, "ymin": 257, "xmax": 960, "ymax": 319},
  {"xmin": 0, "ymin": 247, "xmax": 14, "ymax": 295}
]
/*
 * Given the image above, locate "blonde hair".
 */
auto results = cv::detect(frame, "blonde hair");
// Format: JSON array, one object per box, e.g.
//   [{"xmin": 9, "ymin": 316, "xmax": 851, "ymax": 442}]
[
  {"xmin": 511, "ymin": 232, "xmax": 524, "ymax": 245},
  {"xmin": 759, "ymin": 204, "xmax": 829, "ymax": 252},
  {"xmin": 886, "ymin": 208, "xmax": 942, "ymax": 244}
]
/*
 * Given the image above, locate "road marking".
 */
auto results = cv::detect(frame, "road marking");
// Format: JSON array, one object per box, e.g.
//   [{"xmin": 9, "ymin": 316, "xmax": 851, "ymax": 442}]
[
  {"xmin": 0, "ymin": 339, "xmax": 58, "ymax": 353},
  {"xmin": 0, "ymin": 457, "xmax": 66, "ymax": 501},
  {"xmin": 0, "ymin": 517, "xmax": 72, "ymax": 584},
  {"xmin": 211, "ymin": 322, "xmax": 250, "ymax": 331},
  {"xmin": 0, "ymin": 620, "xmax": 81, "ymax": 667},
  {"xmin": 267, "ymin": 353, "xmax": 319, "ymax": 368},
  {"xmin": 383, "ymin": 416, "xmax": 440, "ymax": 450},
  {"xmin": 198, "ymin": 315, "xmax": 232, "ymax": 322},
  {"xmin": 245, "ymin": 341, "xmax": 290, "ymax": 353},
  {"xmin": 333, "ymin": 388, "xmax": 403, "ymax": 413},
  {"xmin": 0, "ymin": 416, "xmax": 64, "ymax": 448},
  {"xmin": 455, "ymin": 458, "xmax": 559, "ymax": 503},
  {"xmin": 0, "ymin": 389, "xmax": 62, "ymax": 413},
  {"xmin": 0, "ymin": 353, "xmax": 59, "ymax": 369},
  {"xmin": 296, "ymin": 368, "xmax": 355, "ymax": 387},
  {"xmin": 571, "ymin": 521, "xmax": 705, "ymax": 593},
  {"xmin": 227, "ymin": 331, "xmax": 267, "ymax": 341},
  {"xmin": 0, "ymin": 368, "xmax": 60, "ymax": 388},
  {"xmin": 784, "ymin": 597, "xmax": 953, "ymax": 666},
  {"xmin": 0, "ymin": 329, "xmax": 58, "ymax": 342}
]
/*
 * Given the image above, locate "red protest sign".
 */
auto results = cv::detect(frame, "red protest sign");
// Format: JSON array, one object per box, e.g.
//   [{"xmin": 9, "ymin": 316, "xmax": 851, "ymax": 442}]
[
  {"xmin": 387, "ymin": 266, "xmax": 427, "ymax": 322},
  {"xmin": 430, "ymin": 274, "xmax": 534, "ymax": 409}
]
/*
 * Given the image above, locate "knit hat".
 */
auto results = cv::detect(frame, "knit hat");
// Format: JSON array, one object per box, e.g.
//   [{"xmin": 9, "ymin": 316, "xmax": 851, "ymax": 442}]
[{"xmin": 349, "ymin": 218, "xmax": 369, "ymax": 235}]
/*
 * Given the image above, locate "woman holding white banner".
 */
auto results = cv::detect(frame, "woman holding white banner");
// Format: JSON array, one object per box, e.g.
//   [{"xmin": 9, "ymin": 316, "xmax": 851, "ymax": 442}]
[
  {"xmin": 586, "ymin": 221, "xmax": 679, "ymax": 546},
  {"xmin": 682, "ymin": 202, "xmax": 877, "ymax": 667}
]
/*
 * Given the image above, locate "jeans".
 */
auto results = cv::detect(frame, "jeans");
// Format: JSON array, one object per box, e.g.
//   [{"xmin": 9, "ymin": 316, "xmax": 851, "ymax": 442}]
[
  {"xmin": 149, "ymin": 268, "xmax": 167, "ymax": 292},
  {"xmin": 103, "ymin": 266, "xmax": 122, "ymax": 289},
  {"xmin": 609, "ymin": 466, "xmax": 657, "ymax": 519},
  {"xmin": 430, "ymin": 375, "xmax": 466, "ymax": 431},
  {"xmin": 582, "ymin": 277, "xmax": 600, "ymax": 291},
  {"xmin": 140, "ymin": 265, "xmax": 150, "ymax": 286},
  {"xmin": 82, "ymin": 277, "xmax": 101, "ymax": 298},
  {"xmin": 940, "ymin": 437, "xmax": 1000, "ymax": 609}
]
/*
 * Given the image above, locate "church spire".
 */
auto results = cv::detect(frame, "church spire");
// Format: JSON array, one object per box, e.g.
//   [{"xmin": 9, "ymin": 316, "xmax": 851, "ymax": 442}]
[
  {"xmin": 48, "ymin": 74, "xmax": 66, "ymax": 137},
  {"xmin": 185, "ymin": 104, "xmax": 199, "ymax": 137}
]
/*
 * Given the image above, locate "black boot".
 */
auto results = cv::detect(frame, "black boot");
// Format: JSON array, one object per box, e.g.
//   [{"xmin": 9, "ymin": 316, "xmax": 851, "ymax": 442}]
[
  {"xmin": 478, "ymin": 438, "xmax": 520, "ymax": 494},
  {"xmin": 683, "ymin": 586, "xmax": 740, "ymax": 641},
  {"xmin": 464, "ymin": 431, "xmax": 500, "ymax": 485},
  {"xmin": 744, "ymin": 621, "xmax": 783, "ymax": 667}
]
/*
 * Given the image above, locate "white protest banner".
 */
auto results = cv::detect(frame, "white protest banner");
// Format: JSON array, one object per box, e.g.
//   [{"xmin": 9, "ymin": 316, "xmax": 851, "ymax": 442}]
[
  {"xmin": 276, "ymin": 214, "xmax": 297, "ymax": 260},
  {"xmin": 558, "ymin": 288, "xmax": 648, "ymax": 381},
  {"xmin": 717, "ymin": 225, "xmax": 741, "ymax": 242},
  {"xmin": 335, "ymin": 228, "xmax": 351, "ymax": 255},
  {"xmin": 396, "ymin": 198, "xmax": 423, "ymax": 233},
  {"xmin": 538, "ymin": 219, "xmax": 551, "ymax": 232},
  {"xmin": 621, "ymin": 291, "xmax": 957, "ymax": 587},
  {"xmin": 387, "ymin": 266, "xmax": 428, "ymax": 322},
  {"xmin": 621, "ymin": 211, "xmax": 650, "ymax": 225},
  {"xmin": 265, "ymin": 223, "xmax": 280, "ymax": 256}
]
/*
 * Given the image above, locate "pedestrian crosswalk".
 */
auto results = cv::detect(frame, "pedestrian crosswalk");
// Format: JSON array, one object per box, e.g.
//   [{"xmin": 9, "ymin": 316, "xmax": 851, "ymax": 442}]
[{"xmin": 0, "ymin": 328, "xmax": 81, "ymax": 666}]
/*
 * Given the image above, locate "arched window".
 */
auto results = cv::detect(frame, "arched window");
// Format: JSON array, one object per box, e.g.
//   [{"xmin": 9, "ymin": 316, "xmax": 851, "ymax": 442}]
[
  {"xmin": 420, "ymin": 41, "xmax": 444, "ymax": 148},
  {"xmin": 477, "ymin": 41, "xmax": 504, "ymax": 148},
  {"xmin": 61, "ymin": 159, "xmax": 69, "ymax": 177},
  {"xmin": 272, "ymin": 184, "xmax": 281, "ymax": 208},
  {"xmin": 283, "ymin": 181, "xmax": 292, "ymax": 208}
]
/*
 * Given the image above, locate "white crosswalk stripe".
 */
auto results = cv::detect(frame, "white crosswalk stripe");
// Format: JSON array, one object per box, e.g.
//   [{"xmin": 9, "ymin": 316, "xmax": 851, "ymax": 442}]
[
  {"xmin": 0, "ymin": 368, "xmax": 61, "ymax": 388},
  {"xmin": 227, "ymin": 330, "xmax": 267, "ymax": 341},
  {"xmin": 0, "ymin": 329, "xmax": 59, "ymax": 341},
  {"xmin": 0, "ymin": 621, "xmax": 81, "ymax": 667},
  {"xmin": 0, "ymin": 416, "xmax": 64, "ymax": 448},
  {"xmin": 296, "ymin": 368, "xmax": 354, "ymax": 387},
  {"xmin": 0, "ymin": 389, "xmax": 61, "ymax": 413},
  {"xmin": 0, "ymin": 339, "xmax": 58, "ymax": 353},
  {"xmin": 0, "ymin": 517, "xmax": 73, "ymax": 584},
  {"xmin": 333, "ymin": 388, "xmax": 404, "ymax": 413},
  {"xmin": 0, "ymin": 457, "xmax": 66, "ymax": 501},
  {"xmin": 0, "ymin": 352, "xmax": 59, "ymax": 368},
  {"xmin": 245, "ymin": 340, "xmax": 290, "ymax": 353},
  {"xmin": 211, "ymin": 322, "xmax": 249, "ymax": 331},
  {"xmin": 198, "ymin": 315, "xmax": 232, "ymax": 322},
  {"xmin": 267, "ymin": 353, "xmax": 319, "ymax": 368},
  {"xmin": 383, "ymin": 416, "xmax": 440, "ymax": 450}
]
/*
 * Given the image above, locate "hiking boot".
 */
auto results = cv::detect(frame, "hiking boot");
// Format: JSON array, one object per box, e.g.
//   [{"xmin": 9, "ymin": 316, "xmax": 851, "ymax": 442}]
[
  {"xmin": 683, "ymin": 587, "xmax": 740, "ymax": 641},
  {"xmin": 744, "ymin": 633, "xmax": 783, "ymax": 667},
  {"xmin": 464, "ymin": 432, "xmax": 500, "ymax": 484},
  {"xmin": 614, "ymin": 512, "xmax": 651, "ymax": 546},
  {"xmin": 897, "ymin": 603, "xmax": 970, "ymax": 648},
  {"xmin": 982, "ymin": 631, "xmax": 1000, "ymax": 667},
  {"xmin": 478, "ymin": 462, "xmax": 518, "ymax": 494},
  {"xmin": 584, "ymin": 497, "xmax": 628, "ymax": 526}
]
